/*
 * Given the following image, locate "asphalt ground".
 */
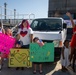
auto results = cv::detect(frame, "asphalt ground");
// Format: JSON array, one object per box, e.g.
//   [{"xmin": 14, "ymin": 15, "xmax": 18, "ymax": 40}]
[{"xmin": 0, "ymin": 58, "xmax": 76, "ymax": 75}]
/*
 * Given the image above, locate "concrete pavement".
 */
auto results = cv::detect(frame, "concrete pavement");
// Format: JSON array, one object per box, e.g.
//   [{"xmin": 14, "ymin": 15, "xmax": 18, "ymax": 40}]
[{"xmin": 0, "ymin": 59, "xmax": 75, "ymax": 75}]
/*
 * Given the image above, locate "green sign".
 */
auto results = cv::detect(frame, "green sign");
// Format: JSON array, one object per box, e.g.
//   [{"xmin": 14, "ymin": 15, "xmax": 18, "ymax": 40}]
[{"xmin": 30, "ymin": 43, "xmax": 54, "ymax": 62}]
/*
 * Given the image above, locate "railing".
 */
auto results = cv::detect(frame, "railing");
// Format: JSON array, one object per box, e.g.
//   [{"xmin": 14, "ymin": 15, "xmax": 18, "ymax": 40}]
[{"xmin": 0, "ymin": 5, "xmax": 35, "ymax": 25}]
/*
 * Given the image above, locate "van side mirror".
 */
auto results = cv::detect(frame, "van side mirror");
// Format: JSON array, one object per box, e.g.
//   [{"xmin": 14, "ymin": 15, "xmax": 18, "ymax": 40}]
[{"xmin": 63, "ymin": 23, "xmax": 67, "ymax": 28}]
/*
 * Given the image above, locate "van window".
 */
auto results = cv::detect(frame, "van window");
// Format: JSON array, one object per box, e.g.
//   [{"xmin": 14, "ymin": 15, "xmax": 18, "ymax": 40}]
[{"xmin": 31, "ymin": 19, "xmax": 62, "ymax": 31}]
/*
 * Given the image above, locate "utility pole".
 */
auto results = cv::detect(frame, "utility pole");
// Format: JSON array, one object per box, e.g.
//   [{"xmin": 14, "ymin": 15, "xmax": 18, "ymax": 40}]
[
  {"xmin": 4, "ymin": 2, "xmax": 7, "ymax": 20},
  {"xmin": 14, "ymin": 9, "xmax": 16, "ymax": 24},
  {"xmin": 14, "ymin": 9, "xmax": 16, "ymax": 19}
]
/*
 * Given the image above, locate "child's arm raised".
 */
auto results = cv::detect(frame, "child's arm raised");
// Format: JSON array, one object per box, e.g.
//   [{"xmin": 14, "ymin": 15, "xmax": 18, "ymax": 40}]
[{"xmin": 66, "ymin": 12, "xmax": 75, "ymax": 28}]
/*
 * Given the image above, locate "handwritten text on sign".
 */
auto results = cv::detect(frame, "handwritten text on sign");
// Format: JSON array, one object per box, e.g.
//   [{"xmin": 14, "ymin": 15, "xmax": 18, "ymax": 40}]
[
  {"xmin": 30, "ymin": 43, "xmax": 54, "ymax": 62},
  {"xmin": 9, "ymin": 49, "xmax": 32, "ymax": 67},
  {"xmin": 0, "ymin": 33, "xmax": 16, "ymax": 54}
]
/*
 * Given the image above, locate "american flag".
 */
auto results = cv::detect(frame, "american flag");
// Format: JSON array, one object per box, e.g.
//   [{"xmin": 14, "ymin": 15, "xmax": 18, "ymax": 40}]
[{"xmin": 37, "ymin": 39, "xmax": 44, "ymax": 46}]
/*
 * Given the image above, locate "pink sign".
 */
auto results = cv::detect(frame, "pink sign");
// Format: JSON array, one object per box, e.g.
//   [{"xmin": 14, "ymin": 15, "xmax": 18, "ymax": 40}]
[{"xmin": 0, "ymin": 33, "xmax": 16, "ymax": 54}]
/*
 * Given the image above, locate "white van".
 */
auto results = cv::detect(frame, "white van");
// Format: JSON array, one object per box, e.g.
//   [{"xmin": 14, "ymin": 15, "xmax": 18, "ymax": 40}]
[{"xmin": 30, "ymin": 17, "xmax": 67, "ymax": 57}]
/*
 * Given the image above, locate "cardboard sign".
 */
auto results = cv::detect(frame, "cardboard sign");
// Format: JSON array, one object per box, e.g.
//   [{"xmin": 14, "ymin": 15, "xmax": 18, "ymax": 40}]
[
  {"xmin": 30, "ymin": 43, "xmax": 54, "ymax": 62},
  {"xmin": 9, "ymin": 48, "xmax": 32, "ymax": 67},
  {"xmin": 0, "ymin": 33, "xmax": 16, "ymax": 54}
]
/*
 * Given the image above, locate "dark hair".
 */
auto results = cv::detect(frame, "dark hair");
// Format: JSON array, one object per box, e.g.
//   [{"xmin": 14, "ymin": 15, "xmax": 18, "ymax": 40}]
[
  {"xmin": 16, "ymin": 40, "xmax": 23, "ymax": 46},
  {"xmin": 33, "ymin": 37, "xmax": 39, "ymax": 42},
  {"xmin": 64, "ymin": 40, "xmax": 69, "ymax": 45}
]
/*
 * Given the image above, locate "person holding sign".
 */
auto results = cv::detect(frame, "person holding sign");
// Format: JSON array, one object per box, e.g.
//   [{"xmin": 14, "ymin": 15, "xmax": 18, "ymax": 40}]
[
  {"xmin": 0, "ymin": 22, "xmax": 5, "ymax": 70},
  {"xmin": 16, "ymin": 19, "xmax": 33, "ymax": 70},
  {"xmin": 3, "ymin": 28, "xmax": 13, "ymax": 59},
  {"xmin": 4, "ymin": 28, "xmax": 14, "ymax": 69},
  {"xmin": 15, "ymin": 35, "xmax": 25, "ymax": 70},
  {"xmin": 33, "ymin": 37, "xmax": 44, "ymax": 74},
  {"xmin": 17, "ymin": 19, "xmax": 33, "ymax": 48}
]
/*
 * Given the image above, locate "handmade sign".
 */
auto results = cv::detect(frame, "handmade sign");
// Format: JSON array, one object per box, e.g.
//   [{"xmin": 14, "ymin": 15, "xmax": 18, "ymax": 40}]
[
  {"xmin": 9, "ymin": 48, "xmax": 32, "ymax": 67},
  {"xmin": 30, "ymin": 43, "xmax": 54, "ymax": 62},
  {"xmin": 0, "ymin": 33, "xmax": 16, "ymax": 54}
]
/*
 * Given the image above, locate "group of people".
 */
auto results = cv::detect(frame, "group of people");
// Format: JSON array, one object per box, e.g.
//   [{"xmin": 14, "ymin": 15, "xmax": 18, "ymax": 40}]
[
  {"xmin": 0, "ymin": 12, "xmax": 76, "ymax": 74},
  {"xmin": 0, "ymin": 19, "xmax": 44, "ymax": 74},
  {"xmin": 60, "ymin": 12, "xmax": 76, "ymax": 72}
]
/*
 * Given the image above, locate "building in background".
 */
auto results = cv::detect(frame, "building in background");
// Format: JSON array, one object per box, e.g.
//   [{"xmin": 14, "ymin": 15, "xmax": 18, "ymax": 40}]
[{"xmin": 48, "ymin": 0, "xmax": 76, "ymax": 19}]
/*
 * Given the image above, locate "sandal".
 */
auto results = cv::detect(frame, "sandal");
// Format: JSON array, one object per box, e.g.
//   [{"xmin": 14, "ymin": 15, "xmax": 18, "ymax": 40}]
[
  {"xmin": 33, "ymin": 71, "xmax": 36, "ymax": 74},
  {"xmin": 39, "ymin": 70, "xmax": 43, "ymax": 74}
]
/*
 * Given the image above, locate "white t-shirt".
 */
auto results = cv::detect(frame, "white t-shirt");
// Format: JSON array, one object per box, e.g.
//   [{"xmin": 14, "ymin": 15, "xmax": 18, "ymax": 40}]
[{"xmin": 17, "ymin": 27, "xmax": 33, "ymax": 45}]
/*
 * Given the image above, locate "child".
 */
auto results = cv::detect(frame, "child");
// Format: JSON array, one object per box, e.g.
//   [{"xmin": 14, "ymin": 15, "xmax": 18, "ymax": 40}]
[
  {"xmin": 33, "ymin": 37, "xmax": 44, "ymax": 74},
  {"xmin": 60, "ymin": 40, "xmax": 70, "ymax": 72},
  {"xmin": 15, "ymin": 34, "xmax": 24, "ymax": 70},
  {"xmin": 3, "ymin": 28, "xmax": 13, "ymax": 59},
  {"xmin": 5, "ymin": 28, "xmax": 12, "ymax": 36},
  {"xmin": 3, "ymin": 28, "xmax": 13, "ymax": 68}
]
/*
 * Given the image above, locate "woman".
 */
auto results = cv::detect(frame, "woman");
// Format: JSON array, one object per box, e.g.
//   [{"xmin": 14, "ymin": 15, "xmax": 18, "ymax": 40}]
[
  {"xmin": 66, "ymin": 12, "xmax": 76, "ymax": 63},
  {"xmin": 16, "ymin": 19, "xmax": 33, "ymax": 70},
  {"xmin": 17, "ymin": 19, "xmax": 33, "ymax": 48}
]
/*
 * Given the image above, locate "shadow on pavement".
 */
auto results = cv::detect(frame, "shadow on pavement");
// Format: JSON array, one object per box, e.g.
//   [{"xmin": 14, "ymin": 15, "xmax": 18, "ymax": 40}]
[{"xmin": 0, "ymin": 59, "xmax": 57, "ymax": 75}]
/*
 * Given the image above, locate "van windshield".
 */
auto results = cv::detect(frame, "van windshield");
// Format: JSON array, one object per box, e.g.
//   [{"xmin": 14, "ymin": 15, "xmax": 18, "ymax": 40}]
[{"xmin": 30, "ymin": 19, "xmax": 62, "ymax": 31}]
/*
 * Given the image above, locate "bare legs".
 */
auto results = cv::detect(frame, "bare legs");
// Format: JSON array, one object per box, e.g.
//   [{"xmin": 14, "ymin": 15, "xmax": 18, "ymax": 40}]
[
  {"xmin": 0, "ymin": 57, "xmax": 2, "ymax": 70},
  {"xmin": 33, "ymin": 64, "xmax": 37, "ymax": 72},
  {"xmin": 70, "ymin": 47, "xmax": 74, "ymax": 62},
  {"xmin": 33, "ymin": 63, "xmax": 43, "ymax": 74},
  {"xmin": 39, "ymin": 64, "xmax": 42, "ymax": 72}
]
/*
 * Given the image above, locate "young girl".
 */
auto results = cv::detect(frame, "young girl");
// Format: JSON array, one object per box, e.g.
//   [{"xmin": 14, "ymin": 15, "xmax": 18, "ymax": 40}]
[
  {"xmin": 15, "ymin": 34, "xmax": 23, "ymax": 70},
  {"xmin": 3, "ymin": 28, "xmax": 13, "ymax": 59},
  {"xmin": 33, "ymin": 37, "xmax": 44, "ymax": 74},
  {"xmin": 60, "ymin": 40, "xmax": 70, "ymax": 72},
  {"xmin": 4, "ymin": 28, "xmax": 13, "ymax": 68}
]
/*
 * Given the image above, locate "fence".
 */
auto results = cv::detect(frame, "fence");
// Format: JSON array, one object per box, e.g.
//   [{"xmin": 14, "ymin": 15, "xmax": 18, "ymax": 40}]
[{"xmin": 0, "ymin": 5, "xmax": 35, "ymax": 25}]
